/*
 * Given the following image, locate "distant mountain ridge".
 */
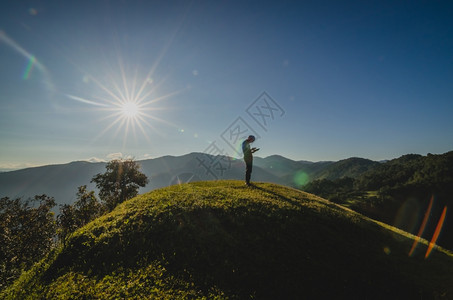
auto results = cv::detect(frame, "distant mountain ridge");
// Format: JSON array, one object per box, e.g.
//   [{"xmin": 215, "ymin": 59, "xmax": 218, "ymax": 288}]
[
  {"xmin": 312, "ymin": 157, "xmax": 381, "ymax": 180},
  {"xmin": 3, "ymin": 151, "xmax": 451, "ymax": 207},
  {"xmin": 0, "ymin": 152, "xmax": 383, "ymax": 205},
  {"xmin": 0, "ymin": 161, "xmax": 105, "ymax": 204}
]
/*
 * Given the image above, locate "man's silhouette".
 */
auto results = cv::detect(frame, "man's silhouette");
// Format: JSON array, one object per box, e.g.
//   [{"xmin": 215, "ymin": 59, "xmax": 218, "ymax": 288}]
[{"xmin": 242, "ymin": 135, "xmax": 259, "ymax": 186}]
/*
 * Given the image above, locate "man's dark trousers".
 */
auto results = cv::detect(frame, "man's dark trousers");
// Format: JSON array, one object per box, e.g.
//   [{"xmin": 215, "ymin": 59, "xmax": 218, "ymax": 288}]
[{"xmin": 245, "ymin": 158, "xmax": 252, "ymax": 184}]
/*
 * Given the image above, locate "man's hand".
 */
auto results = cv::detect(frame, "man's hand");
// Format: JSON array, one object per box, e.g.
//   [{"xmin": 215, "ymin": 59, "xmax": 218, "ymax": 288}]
[{"xmin": 251, "ymin": 147, "xmax": 260, "ymax": 153}]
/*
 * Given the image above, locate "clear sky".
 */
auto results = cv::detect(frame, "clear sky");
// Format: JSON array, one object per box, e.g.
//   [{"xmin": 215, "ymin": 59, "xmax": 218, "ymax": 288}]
[{"xmin": 1, "ymin": 0, "xmax": 453, "ymax": 170}]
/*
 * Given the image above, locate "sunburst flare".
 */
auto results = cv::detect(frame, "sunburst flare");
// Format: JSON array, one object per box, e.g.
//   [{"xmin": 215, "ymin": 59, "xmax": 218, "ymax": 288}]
[{"xmin": 67, "ymin": 60, "xmax": 183, "ymax": 146}]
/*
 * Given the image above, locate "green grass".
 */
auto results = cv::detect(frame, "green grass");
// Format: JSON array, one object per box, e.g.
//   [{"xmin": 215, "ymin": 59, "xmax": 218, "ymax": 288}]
[{"xmin": 2, "ymin": 180, "xmax": 453, "ymax": 299}]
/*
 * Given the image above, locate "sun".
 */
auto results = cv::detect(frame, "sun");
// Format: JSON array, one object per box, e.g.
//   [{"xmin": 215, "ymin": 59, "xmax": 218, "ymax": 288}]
[
  {"xmin": 65, "ymin": 58, "xmax": 185, "ymax": 146},
  {"xmin": 121, "ymin": 101, "xmax": 140, "ymax": 118}
]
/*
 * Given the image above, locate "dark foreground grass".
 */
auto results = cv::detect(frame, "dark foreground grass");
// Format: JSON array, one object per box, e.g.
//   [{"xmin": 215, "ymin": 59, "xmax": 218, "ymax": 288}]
[{"xmin": 2, "ymin": 180, "xmax": 452, "ymax": 299}]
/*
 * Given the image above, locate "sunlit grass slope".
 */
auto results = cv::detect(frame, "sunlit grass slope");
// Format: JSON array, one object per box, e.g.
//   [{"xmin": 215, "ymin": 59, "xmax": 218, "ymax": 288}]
[{"xmin": 3, "ymin": 181, "xmax": 453, "ymax": 299}]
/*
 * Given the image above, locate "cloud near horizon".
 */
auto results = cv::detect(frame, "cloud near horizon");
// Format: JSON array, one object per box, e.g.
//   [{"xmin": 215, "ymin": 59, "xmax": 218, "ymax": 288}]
[
  {"xmin": 86, "ymin": 157, "xmax": 106, "ymax": 163},
  {"xmin": 106, "ymin": 153, "xmax": 124, "ymax": 160},
  {"xmin": 105, "ymin": 153, "xmax": 136, "ymax": 161}
]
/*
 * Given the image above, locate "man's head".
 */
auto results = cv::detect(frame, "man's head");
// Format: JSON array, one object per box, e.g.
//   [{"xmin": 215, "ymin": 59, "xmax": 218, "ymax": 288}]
[{"xmin": 247, "ymin": 135, "xmax": 255, "ymax": 143}]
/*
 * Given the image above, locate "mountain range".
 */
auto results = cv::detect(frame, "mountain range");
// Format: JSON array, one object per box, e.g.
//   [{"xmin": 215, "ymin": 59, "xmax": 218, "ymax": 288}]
[{"xmin": 0, "ymin": 153, "xmax": 379, "ymax": 205}]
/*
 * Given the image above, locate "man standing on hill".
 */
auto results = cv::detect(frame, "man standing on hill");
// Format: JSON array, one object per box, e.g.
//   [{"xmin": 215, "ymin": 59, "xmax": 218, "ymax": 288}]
[{"xmin": 242, "ymin": 135, "xmax": 259, "ymax": 186}]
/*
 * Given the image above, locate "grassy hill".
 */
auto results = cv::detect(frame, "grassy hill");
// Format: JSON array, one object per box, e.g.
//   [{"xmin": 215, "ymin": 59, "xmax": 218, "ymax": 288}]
[{"xmin": 2, "ymin": 181, "xmax": 452, "ymax": 299}]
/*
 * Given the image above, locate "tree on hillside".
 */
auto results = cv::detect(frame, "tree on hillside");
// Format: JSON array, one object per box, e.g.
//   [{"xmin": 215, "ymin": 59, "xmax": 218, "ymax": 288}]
[
  {"xmin": 91, "ymin": 159, "xmax": 149, "ymax": 211},
  {"xmin": 0, "ymin": 195, "xmax": 56, "ymax": 290},
  {"xmin": 57, "ymin": 185, "xmax": 104, "ymax": 243}
]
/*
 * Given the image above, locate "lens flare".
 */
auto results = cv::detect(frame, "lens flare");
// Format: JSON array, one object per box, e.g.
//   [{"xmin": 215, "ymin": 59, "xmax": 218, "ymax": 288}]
[
  {"xmin": 22, "ymin": 55, "xmax": 36, "ymax": 79},
  {"xmin": 394, "ymin": 198, "xmax": 420, "ymax": 233},
  {"xmin": 66, "ymin": 94, "xmax": 109, "ymax": 107},
  {"xmin": 66, "ymin": 60, "xmax": 184, "ymax": 148},
  {"xmin": 61, "ymin": 27, "xmax": 185, "ymax": 146},
  {"xmin": 408, "ymin": 195, "xmax": 433, "ymax": 257},
  {"xmin": 425, "ymin": 206, "xmax": 447, "ymax": 259},
  {"xmin": 0, "ymin": 30, "xmax": 54, "ymax": 92},
  {"xmin": 408, "ymin": 195, "xmax": 448, "ymax": 259},
  {"xmin": 293, "ymin": 170, "xmax": 309, "ymax": 187}
]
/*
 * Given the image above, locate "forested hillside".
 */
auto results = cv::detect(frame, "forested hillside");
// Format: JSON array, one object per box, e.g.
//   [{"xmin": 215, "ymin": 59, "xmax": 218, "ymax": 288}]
[{"xmin": 304, "ymin": 151, "xmax": 453, "ymax": 250}]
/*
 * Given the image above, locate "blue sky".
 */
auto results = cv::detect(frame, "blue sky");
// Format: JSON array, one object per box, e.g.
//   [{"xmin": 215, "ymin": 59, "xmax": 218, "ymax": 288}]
[{"xmin": 1, "ymin": 0, "xmax": 452, "ymax": 170}]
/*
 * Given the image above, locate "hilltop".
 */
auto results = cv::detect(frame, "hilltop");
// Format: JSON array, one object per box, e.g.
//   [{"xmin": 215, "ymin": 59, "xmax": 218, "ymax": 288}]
[{"xmin": 3, "ymin": 181, "xmax": 452, "ymax": 299}]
